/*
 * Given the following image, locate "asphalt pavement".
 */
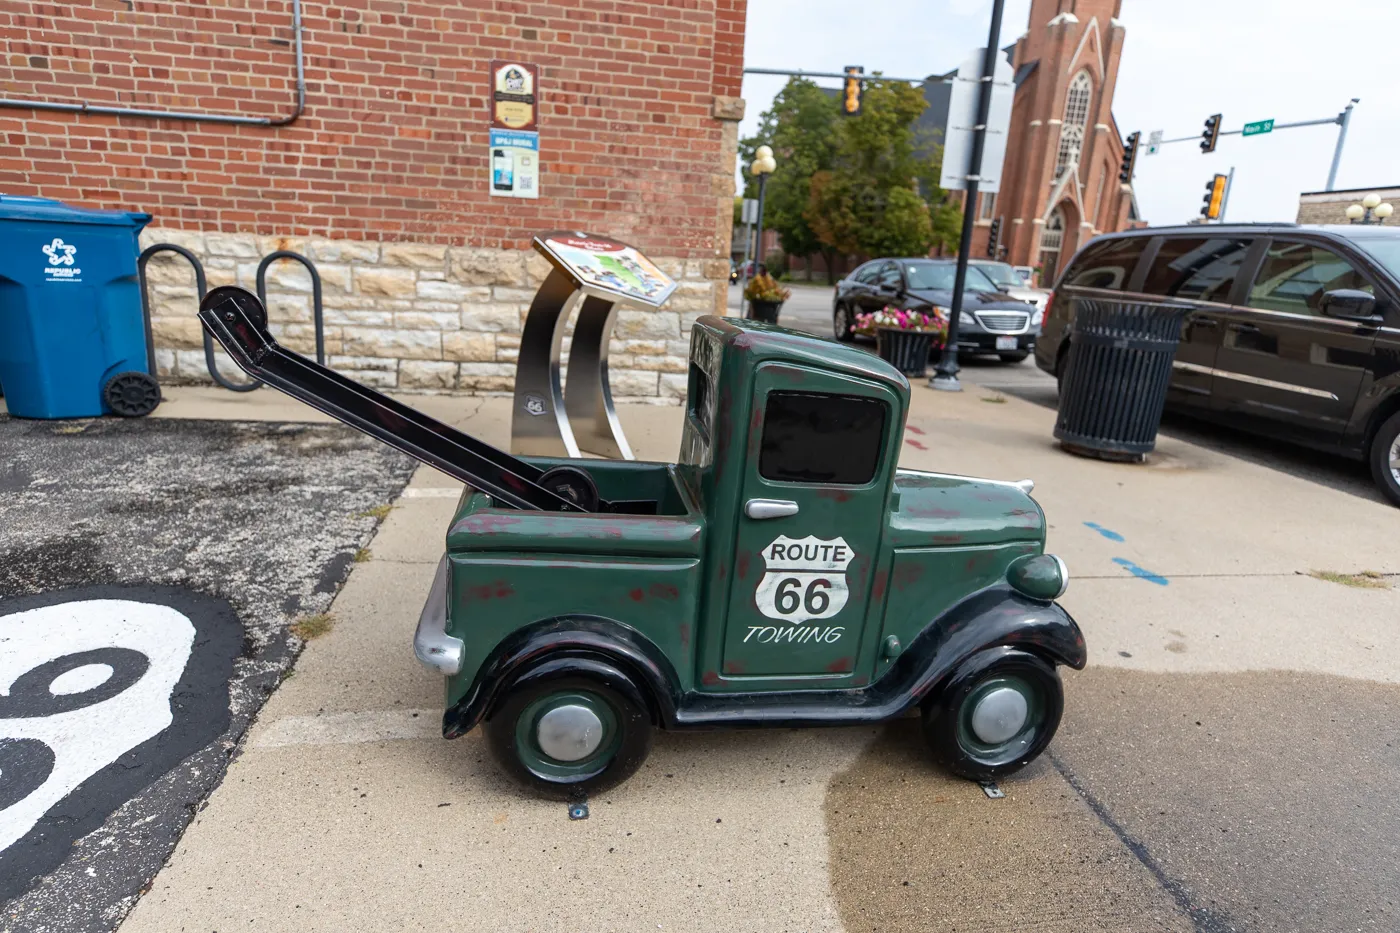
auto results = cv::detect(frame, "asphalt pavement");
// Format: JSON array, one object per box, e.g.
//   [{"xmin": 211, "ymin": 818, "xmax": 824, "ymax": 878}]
[{"xmin": 0, "ymin": 415, "xmax": 415, "ymax": 932}]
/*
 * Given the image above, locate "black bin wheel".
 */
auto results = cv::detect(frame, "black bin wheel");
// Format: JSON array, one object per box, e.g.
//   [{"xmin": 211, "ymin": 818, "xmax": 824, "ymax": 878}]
[
  {"xmin": 485, "ymin": 664, "xmax": 653, "ymax": 799},
  {"xmin": 922, "ymin": 648, "xmax": 1063, "ymax": 781},
  {"xmin": 103, "ymin": 371, "xmax": 162, "ymax": 418}
]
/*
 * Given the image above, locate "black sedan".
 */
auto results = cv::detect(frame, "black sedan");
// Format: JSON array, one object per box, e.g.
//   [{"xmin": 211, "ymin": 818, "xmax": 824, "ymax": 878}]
[{"xmin": 833, "ymin": 258, "xmax": 1042, "ymax": 362}]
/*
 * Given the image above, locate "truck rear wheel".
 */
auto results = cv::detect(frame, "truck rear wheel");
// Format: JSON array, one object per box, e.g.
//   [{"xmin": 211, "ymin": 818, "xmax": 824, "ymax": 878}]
[
  {"xmin": 922, "ymin": 648, "xmax": 1062, "ymax": 781},
  {"xmin": 485, "ymin": 664, "xmax": 653, "ymax": 798}
]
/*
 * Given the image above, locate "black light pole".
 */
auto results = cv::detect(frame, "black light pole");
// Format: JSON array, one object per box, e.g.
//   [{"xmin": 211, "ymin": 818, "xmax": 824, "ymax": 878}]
[{"xmin": 930, "ymin": 0, "xmax": 1006, "ymax": 391}]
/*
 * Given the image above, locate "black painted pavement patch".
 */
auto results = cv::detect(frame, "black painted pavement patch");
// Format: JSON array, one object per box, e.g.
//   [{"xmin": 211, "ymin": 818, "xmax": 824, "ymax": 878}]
[{"xmin": 0, "ymin": 415, "xmax": 415, "ymax": 932}]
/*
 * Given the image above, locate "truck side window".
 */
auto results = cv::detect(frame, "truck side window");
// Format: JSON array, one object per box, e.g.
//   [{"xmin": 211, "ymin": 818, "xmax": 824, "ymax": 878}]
[
  {"xmin": 1247, "ymin": 242, "xmax": 1375, "ymax": 316},
  {"xmin": 1142, "ymin": 237, "xmax": 1252, "ymax": 301},
  {"xmin": 759, "ymin": 392, "xmax": 887, "ymax": 485}
]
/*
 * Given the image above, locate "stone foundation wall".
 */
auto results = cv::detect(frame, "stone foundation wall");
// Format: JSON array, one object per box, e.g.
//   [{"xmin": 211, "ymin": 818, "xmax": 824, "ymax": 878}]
[{"xmin": 140, "ymin": 229, "xmax": 728, "ymax": 402}]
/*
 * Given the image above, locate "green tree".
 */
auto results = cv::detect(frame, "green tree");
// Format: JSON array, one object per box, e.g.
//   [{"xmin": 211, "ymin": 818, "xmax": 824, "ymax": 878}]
[
  {"xmin": 806, "ymin": 78, "xmax": 960, "ymax": 260},
  {"xmin": 739, "ymin": 78, "xmax": 840, "ymax": 281}
]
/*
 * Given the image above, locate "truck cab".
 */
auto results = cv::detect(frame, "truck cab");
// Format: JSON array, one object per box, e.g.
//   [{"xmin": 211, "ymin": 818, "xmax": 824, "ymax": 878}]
[{"xmin": 424, "ymin": 316, "xmax": 1085, "ymax": 794}]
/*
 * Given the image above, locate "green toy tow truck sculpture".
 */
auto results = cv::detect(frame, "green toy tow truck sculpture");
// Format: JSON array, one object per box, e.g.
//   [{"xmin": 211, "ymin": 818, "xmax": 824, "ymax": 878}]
[{"xmin": 198, "ymin": 243, "xmax": 1084, "ymax": 799}]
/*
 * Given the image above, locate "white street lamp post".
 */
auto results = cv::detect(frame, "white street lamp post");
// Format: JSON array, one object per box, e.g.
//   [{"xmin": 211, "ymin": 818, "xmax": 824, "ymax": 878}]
[
  {"xmin": 1347, "ymin": 193, "xmax": 1393, "ymax": 225},
  {"xmin": 743, "ymin": 145, "xmax": 777, "ymax": 316}
]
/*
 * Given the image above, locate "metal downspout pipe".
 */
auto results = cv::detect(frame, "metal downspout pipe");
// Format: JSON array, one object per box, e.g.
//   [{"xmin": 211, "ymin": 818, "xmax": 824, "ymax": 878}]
[{"xmin": 0, "ymin": 0, "xmax": 306, "ymax": 127}]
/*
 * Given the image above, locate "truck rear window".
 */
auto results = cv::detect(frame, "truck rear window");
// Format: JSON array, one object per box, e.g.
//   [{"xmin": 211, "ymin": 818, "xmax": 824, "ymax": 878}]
[
  {"xmin": 759, "ymin": 392, "xmax": 886, "ymax": 485},
  {"xmin": 1062, "ymin": 237, "xmax": 1147, "ymax": 290}
]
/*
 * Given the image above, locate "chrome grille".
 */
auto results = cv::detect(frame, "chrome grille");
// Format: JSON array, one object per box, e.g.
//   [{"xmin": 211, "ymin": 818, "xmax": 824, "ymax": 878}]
[{"xmin": 974, "ymin": 311, "xmax": 1030, "ymax": 333}]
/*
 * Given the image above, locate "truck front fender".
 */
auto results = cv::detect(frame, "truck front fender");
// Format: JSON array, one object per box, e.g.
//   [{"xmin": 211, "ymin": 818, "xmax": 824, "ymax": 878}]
[
  {"xmin": 442, "ymin": 617, "xmax": 682, "ymax": 738},
  {"xmin": 898, "ymin": 586, "xmax": 1087, "ymax": 709}
]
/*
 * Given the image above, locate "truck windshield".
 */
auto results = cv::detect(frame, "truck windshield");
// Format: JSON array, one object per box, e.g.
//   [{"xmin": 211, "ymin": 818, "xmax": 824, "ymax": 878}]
[
  {"xmin": 905, "ymin": 263, "xmax": 999, "ymax": 291},
  {"xmin": 972, "ymin": 262, "xmax": 1022, "ymax": 289},
  {"xmin": 1349, "ymin": 237, "xmax": 1400, "ymax": 284}
]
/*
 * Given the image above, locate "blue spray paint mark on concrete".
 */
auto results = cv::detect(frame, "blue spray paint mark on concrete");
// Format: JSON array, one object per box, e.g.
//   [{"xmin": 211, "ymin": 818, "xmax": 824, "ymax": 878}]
[
  {"xmin": 1112, "ymin": 557, "xmax": 1169, "ymax": 586},
  {"xmin": 1084, "ymin": 521, "xmax": 1125, "ymax": 542}
]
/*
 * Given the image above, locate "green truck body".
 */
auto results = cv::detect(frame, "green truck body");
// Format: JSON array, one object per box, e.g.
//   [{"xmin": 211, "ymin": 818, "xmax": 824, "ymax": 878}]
[
  {"xmin": 197, "ymin": 283, "xmax": 1083, "ymax": 797},
  {"xmin": 416, "ymin": 316, "xmax": 1084, "ymax": 792}
]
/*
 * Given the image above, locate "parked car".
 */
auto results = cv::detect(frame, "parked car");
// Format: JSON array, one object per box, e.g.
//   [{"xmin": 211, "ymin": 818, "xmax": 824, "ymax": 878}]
[
  {"xmin": 972, "ymin": 260, "xmax": 1052, "ymax": 313},
  {"xmin": 833, "ymin": 258, "xmax": 1041, "ymax": 362},
  {"xmin": 1035, "ymin": 223, "xmax": 1400, "ymax": 506}
]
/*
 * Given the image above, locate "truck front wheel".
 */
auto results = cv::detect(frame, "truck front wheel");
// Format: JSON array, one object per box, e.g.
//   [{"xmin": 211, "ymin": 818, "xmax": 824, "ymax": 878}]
[
  {"xmin": 485, "ymin": 664, "xmax": 653, "ymax": 798},
  {"xmin": 922, "ymin": 649, "xmax": 1063, "ymax": 781}
]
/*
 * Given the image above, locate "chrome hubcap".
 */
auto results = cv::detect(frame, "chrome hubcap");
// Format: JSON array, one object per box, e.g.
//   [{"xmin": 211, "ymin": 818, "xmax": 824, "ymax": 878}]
[
  {"xmin": 536, "ymin": 704, "xmax": 604, "ymax": 762},
  {"xmin": 1390, "ymin": 435, "xmax": 1400, "ymax": 485},
  {"xmin": 969, "ymin": 686, "xmax": 1029, "ymax": 745},
  {"xmin": 835, "ymin": 307, "xmax": 848, "ymax": 335}
]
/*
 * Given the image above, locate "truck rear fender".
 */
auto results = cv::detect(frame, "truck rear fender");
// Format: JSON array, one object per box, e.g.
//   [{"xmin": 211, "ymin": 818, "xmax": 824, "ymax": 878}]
[{"xmin": 442, "ymin": 617, "xmax": 682, "ymax": 738}]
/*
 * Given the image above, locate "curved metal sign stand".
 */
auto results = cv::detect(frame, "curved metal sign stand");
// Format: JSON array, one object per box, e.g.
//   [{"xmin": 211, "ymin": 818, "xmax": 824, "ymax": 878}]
[
  {"xmin": 511, "ymin": 268, "xmax": 582, "ymax": 458},
  {"xmin": 565, "ymin": 294, "xmax": 633, "ymax": 460},
  {"xmin": 511, "ymin": 231, "xmax": 678, "ymax": 460}
]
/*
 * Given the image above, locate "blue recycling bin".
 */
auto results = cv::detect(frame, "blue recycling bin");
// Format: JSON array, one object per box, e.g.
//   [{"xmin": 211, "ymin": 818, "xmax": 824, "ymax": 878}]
[{"xmin": 0, "ymin": 194, "xmax": 158, "ymax": 418}]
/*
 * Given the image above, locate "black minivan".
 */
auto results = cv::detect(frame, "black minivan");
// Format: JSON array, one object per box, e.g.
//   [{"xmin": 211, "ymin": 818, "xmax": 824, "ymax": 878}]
[{"xmin": 1035, "ymin": 224, "xmax": 1400, "ymax": 506}]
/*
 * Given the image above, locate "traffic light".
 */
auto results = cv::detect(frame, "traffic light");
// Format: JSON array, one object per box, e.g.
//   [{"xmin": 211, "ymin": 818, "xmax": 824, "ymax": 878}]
[
  {"xmin": 1119, "ymin": 131, "xmax": 1140, "ymax": 183},
  {"xmin": 841, "ymin": 66, "xmax": 863, "ymax": 117},
  {"xmin": 1201, "ymin": 174, "xmax": 1227, "ymax": 220},
  {"xmin": 1200, "ymin": 113, "xmax": 1222, "ymax": 153},
  {"xmin": 986, "ymin": 218, "xmax": 1001, "ymax": 258}
]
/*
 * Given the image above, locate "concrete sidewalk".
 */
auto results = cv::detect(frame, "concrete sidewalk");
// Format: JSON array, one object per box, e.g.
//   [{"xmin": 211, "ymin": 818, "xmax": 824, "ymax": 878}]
[{"xmin": 117, "ymin": 380, "xmax": 1400, "ymax": 933}]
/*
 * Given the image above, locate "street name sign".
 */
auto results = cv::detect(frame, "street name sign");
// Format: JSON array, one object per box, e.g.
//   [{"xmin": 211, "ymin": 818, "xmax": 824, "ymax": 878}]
[{"xmin": 1242, "ymin": 119, "xmax": 1275, "ymax": 137}]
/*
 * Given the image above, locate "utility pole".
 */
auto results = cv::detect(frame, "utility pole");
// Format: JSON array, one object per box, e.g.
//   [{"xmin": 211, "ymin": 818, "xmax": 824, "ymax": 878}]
[
  {"xmin": 930, "ymin": 0, "xmax": 1005, "ymax": 392},
  {"xmin": 1326, "ymin": 99, "xmax": 1358, "ymax": 192},
  {"xmin": 1219, "ymin": 166, "xmax": 1235, "ymax": 222}
]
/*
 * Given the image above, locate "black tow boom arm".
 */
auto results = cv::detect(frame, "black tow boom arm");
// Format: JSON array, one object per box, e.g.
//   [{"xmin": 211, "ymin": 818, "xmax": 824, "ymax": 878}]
[{"xmin": 198, "ymin": 285, "xmax": 592, "ymax": 512}]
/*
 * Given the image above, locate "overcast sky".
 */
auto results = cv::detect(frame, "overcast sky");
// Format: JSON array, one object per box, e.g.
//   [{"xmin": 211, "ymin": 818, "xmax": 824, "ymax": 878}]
[{"xmin": 737, "ymin": 0, "xmax": 1400, "ymax": 226}]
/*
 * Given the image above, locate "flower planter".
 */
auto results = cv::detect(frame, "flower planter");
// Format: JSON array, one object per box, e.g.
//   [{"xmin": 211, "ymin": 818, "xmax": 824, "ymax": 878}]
[
  {"xmin": 875, "ymin": 327, "xmax": 938, "ymax": 377},
  {"xmin": 748, "ymin": 299, "xmax": 783, "ymax": 324},
  {"xmin": 750, "ymin": 301, "xmax": 784, "ymax": 326}
]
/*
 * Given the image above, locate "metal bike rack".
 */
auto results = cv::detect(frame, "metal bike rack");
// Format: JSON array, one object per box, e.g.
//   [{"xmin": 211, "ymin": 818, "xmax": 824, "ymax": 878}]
[
  {"xmin": 257, "ymin": 250, "xmax": 325, "ymax": 365},
  {"xmin": 137, "ymin": 243, "xmax": 264, "ymax": 392},
  {"xmin": 511, "ymin": 231, "xmax": 678, "ymax": 460},
  {"xmin": 139, "ymin": 244, "xmax": 327, "ymax": 393}
]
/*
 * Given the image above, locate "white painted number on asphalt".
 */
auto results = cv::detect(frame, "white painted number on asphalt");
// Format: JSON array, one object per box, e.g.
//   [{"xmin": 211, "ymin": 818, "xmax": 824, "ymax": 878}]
[{"xmin": 0, "ymin": 600, "xmax": 195, "ymax": 854}]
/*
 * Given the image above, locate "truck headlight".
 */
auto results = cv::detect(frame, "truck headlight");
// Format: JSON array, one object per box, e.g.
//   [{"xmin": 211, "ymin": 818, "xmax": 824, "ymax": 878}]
[{"xmin": 1007, "ymin": 553, "xmax": 1068, "ymax": 600}]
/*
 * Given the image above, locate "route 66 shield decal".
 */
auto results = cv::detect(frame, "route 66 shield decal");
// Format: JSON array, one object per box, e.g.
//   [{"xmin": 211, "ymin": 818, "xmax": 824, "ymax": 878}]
[{"xmin": 754, "ymin": 535, "xmax": 854, "ymax": 623}]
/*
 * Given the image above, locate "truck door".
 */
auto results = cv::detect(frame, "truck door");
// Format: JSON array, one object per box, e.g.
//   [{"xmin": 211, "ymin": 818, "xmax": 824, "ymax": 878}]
[
  {"xmin": 1210, "ymin": 238, "xmax": 1379, "ymax": 441},
  {"xmin": 720, "ymin": 362, "xmax": 899, "ymax": 682},
  {"xmin": 1132, "ymin": 235, "xmax": 1256, "ymax": 413}
]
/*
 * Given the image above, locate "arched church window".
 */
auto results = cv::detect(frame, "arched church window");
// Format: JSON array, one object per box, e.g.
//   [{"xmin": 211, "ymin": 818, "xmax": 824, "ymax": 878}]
[
  {"xmin": 1054, "ymin": 71, "xmax": 1093, "ymax": 180},
  {"xmin": 1039, "ymin": 207, "xmax": 1066, "ymax": 284}
]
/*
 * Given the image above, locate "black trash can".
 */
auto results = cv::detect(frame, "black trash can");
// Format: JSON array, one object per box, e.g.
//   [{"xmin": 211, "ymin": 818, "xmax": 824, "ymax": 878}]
[{"xmin": 1053, "ymin": 299, "xmax": 1189, "ymax": 461}]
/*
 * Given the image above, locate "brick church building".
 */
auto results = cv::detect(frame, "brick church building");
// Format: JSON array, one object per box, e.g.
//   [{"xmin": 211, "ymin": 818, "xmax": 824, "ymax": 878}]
[{"xmin": 967, "ymin": 0, "xmax": 1141, "ymax": 285}]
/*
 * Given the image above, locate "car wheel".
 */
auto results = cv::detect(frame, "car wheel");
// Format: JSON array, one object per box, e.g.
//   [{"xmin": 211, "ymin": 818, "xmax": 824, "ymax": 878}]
[
  {"xmin": 922, "ymin": 648, "xmax": 1063, "ymax": 782},
  {"xmin": 833, "ymin": 303, "xmax": 855, "ymax": 342},
  {"xmin": 1368, "ymin": 411, "xmax": 1400, "ymax": 507},
  {"xmin": 998, "ymin": 351, "xmax": 1029, "ymax": 363},
  {"xmin": 485, "ymin": 664, "xmax": 653, "ymax": 798}
]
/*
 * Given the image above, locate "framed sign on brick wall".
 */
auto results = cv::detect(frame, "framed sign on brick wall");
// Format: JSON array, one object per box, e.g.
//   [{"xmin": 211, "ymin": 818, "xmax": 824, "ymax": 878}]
[{"xmin": 489, "ymin": 61, "xmax": 540, "ymax": 199}]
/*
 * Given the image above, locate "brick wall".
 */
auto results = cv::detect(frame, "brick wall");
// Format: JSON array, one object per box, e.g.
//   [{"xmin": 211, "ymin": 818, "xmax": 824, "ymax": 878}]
[
  {"xmin": 0, "ymin": 0, "xmax": 747, "ymax": 395},
  {"xmin": 1297, "ymin": 188, "xmax": 1400, "ymax": 225}
]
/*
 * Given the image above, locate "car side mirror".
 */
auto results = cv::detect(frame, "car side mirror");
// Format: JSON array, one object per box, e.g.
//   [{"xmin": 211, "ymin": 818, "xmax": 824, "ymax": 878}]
[{"xmin": 1320, "ymin": 288, "xmax": 1377, "ymax": 319}]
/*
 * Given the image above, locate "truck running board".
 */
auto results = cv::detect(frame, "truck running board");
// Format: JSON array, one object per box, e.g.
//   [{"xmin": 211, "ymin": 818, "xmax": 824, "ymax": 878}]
[{"xmin": 198, "ymin": 285, "xmax": 602, "ymax": 512}]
